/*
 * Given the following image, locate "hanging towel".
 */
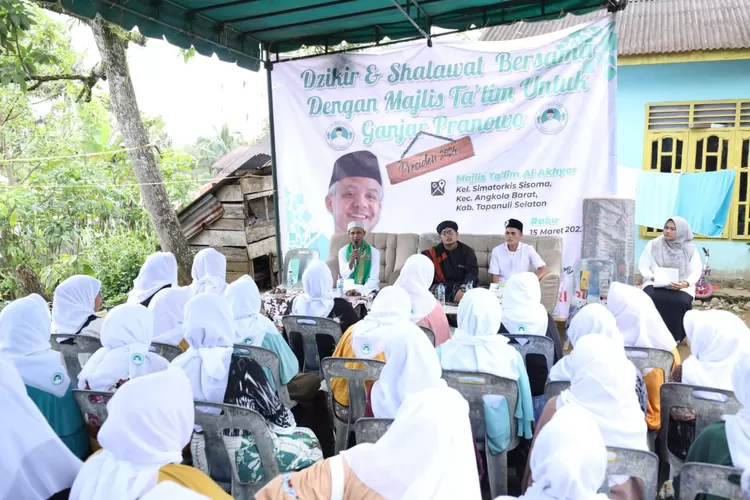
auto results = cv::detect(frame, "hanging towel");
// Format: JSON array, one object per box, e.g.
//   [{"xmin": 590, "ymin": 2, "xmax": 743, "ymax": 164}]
[
  {"xmin": 675, "ymin": 170, "xmax": 736, "ymax": 237},
  {"xmin": 635, "ymin": 171, "xmax": 680, "ymax": 228}
]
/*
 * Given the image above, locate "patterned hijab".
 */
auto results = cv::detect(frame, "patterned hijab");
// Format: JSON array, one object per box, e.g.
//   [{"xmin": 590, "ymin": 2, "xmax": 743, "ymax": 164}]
[{"xmin": 651, "ymin": 216, "xmax": 696, "ymax": 281}]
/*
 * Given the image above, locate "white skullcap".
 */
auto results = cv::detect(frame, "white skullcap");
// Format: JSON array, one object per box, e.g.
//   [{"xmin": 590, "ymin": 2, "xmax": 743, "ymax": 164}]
[{"xmin": 348, "ymin": 221, "xmax": 365, "ymax": 232}]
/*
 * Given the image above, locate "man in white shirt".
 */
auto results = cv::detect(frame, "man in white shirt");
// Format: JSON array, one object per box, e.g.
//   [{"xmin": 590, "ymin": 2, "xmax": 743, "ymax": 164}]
[
  {"xmin": 489, "ymin": 219, "xmax": 548, "ymax": 283},
  {"xmin": 338, "ymin": 221, "xmax": 380, "ymax": 293}
]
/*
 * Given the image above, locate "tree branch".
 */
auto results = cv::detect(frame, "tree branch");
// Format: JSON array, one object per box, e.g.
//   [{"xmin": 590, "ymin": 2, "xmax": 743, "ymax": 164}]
[{"xmin": 24, "ymin": 61, "xmax": 106, "ymax": 101}]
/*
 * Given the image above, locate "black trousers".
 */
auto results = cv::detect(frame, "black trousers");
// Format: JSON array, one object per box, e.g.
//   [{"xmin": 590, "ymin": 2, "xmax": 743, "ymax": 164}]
[{"xmin": 643, "ymin": 285, "xmax": 692, "ymax": 343}]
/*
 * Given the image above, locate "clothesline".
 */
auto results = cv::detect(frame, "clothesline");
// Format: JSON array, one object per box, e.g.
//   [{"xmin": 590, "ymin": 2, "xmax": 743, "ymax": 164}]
[
  {"xmin": 0, "ymin": 174, "xmax": 259, "ymax": 191},
  {"xmin": 0, "ymin": 144, "xmax": 156, "ymax": 163}
]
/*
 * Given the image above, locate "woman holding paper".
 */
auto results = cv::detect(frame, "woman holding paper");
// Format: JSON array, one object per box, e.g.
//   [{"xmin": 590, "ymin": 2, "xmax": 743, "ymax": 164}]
[{"xmin": 639, "ymin": 216, "xmax": 702, "ymax": 343}]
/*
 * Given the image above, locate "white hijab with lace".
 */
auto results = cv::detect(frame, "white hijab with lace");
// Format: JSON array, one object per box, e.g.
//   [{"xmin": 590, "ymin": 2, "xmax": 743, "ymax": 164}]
[
  {"xmin": 127, "ymin": 252, "xmax": 178, "ymax": 305},
  {"xmin": 394, "ymin": 254, "xmax": 438, "ymax": 322},
  {"xmin": 171, "ymin": 292, "xmax": 234, "ymax": 404},
  {"xmin": 189, "ymin": 248, "xmax": 227, "ymax": 296},
  {"xmin": 51, "ymin": 275, "xmax": 101, "ymax": 334},
  {"xmin": 501, "ymin": 272, "xmax": 548, "ymax": 336},
  {"xmin": 350, "ymin": 286, "xmax": 412, "ymax": 359},
  {"xmin": 291, "ymin": 260, "xmax": 337, "ymax": 318},
  {"xmin": 439, "ymin": 288, "xmax": 520, "ymax": 380},
  {"xmin": 0, "ymin": 294, "xmax": 71, "ymax": 397},
  {"xmin": 548, "ymin": 304, "xmax": 624, "ymax": 382},
  {"xmin": 149, "ymin": 287, "xmax": 193, "ymax": 346},
  {"xmin": 78, "ymin": 304, "xmax": 169, "ymax": 390},
  {"xmin": 225, "ymin": 275, "xmax": 278, "ymax": 346},
  {"xmin": 70, "ymin": 368, "xmax": 194, "ymax": 499},
  {"xmin": 606, "ymin": 282, "xmax": 676, "ymax": 352}
]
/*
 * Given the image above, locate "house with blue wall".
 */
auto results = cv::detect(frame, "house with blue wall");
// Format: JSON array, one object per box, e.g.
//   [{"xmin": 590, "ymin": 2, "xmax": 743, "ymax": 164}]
[{"xmin": 483, "ymin": 0, "xmax": 750, "ymax": 280}]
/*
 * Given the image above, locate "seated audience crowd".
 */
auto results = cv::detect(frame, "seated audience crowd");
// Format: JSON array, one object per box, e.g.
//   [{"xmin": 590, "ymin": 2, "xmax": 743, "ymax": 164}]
[{"xmin": 4, "ymin": 228, "xmax": 750, "ymax": 500}]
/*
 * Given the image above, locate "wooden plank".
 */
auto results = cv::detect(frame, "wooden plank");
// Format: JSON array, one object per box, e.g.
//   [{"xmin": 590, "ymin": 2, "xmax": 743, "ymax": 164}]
[
  {"xmin": 226, "ymin": 260, "xmax": 250, "ymax": 273},
  {"xmin": 386, "ymin": 135, "xmax": 474, "ymax": 185},
  {"xmin": 217, "ymin": 184, "xmax": 243, "ymax": 202},
  {"xmin": 227, "ymin": 271, "xmax": 247, "ymax": 283},
  {"xmin": 222, "ymin": 203, "xmax": 245, "ymax": 219},
  {"xmin": 206, "ymin": 218, "xmax": 245, "ymax": 231},
  {"xmin": 190, "ymin": 245, "xmax": 248, "ymax": 262},
  {"xmin": 239, "ymin": 175, "xmax": 273, "ymax": 194},
  {"xmin": 244, "ymin": 189, "xmax": 274, "ymax": 201},
  {"xmin": 245, "ymin": 221, "xmax": 275, "ymax": 242},
  {"xmin": 189, "ymin": 229, "xmax": 246, "ymax": 247},
  {"xmin": 247, "ymin": 198, "xmax": 271, "ymax": 222},
  {"xmin": 247, "ymin": 236, "xmax": 276, "ymax": 259}
]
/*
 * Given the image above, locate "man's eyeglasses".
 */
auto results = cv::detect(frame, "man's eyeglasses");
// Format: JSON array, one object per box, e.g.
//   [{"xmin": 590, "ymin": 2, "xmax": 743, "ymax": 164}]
[{"xmin": 440, "ymin": 230, "xmax": 457, "ymax": 237}]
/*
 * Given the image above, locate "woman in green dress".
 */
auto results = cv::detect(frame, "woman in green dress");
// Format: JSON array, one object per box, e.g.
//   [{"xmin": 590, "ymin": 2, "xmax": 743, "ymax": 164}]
[{"xmin": 0, "ymin": 293, "xmax": 89, "ymax": 459}]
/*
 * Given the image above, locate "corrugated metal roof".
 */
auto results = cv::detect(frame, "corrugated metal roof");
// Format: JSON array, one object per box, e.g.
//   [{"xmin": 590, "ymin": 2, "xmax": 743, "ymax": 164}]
[{"xmin": 481, "ymin": 0, "xmax": 750, "ymax": 55}]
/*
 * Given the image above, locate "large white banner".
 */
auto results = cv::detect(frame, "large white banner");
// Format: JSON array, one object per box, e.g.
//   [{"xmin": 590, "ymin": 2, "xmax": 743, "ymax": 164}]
[{"xmin": 272, "ymin": 16, "xmax": 618, "ymax": 317}]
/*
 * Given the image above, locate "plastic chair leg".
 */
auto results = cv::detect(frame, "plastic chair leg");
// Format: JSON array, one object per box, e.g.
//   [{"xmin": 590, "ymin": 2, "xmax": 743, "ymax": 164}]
[
  {"xmin": 333, "ymin": 418, "xmax": 348, "ymax": 455},
  {"xmin": 486, "ymin": 450, "xmax": 507, "ymax": 498}
]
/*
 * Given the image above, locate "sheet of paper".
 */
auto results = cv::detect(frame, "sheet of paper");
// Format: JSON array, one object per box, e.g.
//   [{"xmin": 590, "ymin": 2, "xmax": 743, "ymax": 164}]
[{"xmin": 654, "ymin": 267, "xmax": 679, "ymax": 288}]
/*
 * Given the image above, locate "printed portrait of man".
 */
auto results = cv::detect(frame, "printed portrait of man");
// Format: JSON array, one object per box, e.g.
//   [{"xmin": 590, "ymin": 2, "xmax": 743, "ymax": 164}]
[{"xmin": 325, "ymin": 150, "xmax": 383, "ymax": 233}]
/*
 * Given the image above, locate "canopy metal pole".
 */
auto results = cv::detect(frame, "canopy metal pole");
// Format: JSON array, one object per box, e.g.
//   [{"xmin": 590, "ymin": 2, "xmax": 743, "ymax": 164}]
[
  {"xmin": 264, "ymin": 45, "xmax": 284, "ymax": 284},
  {"xmin": 391, "ymin": 0, "xmax": 432, "ymax": 46}
]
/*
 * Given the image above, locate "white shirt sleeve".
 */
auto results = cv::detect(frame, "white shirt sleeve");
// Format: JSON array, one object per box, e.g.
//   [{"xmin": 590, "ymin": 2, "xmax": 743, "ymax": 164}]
[
  {"xmin": 488, "ymin": 245, "xmax": 501, "ymax": 276},
  {"xmin": 366, "ymin": 247, "xmax": 381, "ymax": 291},
  {"xmin": 686, "ymin": 248, "xmax": 703, "ymax": 288},
  {"xmin": 338, "ymin": 246, "xmax": 353, "ymax": 279},
  {"xmin": 527, "ymin": 245, "xmax": 546, "ymax": 270},
  {"xmin": 638, "ymin": 240, "xmax": 656, "ymax": 282}
]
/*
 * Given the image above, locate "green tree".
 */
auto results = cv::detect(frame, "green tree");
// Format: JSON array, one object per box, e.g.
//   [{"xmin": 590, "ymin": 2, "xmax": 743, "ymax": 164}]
[{"xmin": 186, "ymin": 123, "xmax": 246, "ymax": 179}]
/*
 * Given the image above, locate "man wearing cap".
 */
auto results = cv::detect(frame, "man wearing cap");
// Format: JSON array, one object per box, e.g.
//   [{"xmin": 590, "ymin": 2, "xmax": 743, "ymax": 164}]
[
  {"xmin": 326, "ymin": 151, "xmax": 383, "ymax": 234},
  {"xmin": 489, "ymin": 218, "xmax": 548, "ymax": 283},
  {"xmin": 422, "ymin": 220, "xmax": 478, "ymax": 303},
  {"xmin": 338, "ymin": 221, "xmax": 380, "ymax": 293}
]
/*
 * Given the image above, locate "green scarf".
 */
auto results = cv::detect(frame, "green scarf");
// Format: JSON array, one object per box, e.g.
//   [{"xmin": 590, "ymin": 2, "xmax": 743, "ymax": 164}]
[{"xmin": 345, "ymin": 241, "xmax": 372, "ymax": 285}]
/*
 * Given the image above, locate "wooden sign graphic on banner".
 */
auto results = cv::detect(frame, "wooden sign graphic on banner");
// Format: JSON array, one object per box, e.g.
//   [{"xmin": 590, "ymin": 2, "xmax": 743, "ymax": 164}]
[{"xmin": 385, "ymin": 135, "xmax": 475, "ymax": 185}]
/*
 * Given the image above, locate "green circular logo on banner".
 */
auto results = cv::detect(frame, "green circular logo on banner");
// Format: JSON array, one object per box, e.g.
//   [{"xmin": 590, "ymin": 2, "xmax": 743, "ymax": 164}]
[
  {"xmin": 51, "ymin": 372, "xmax": 64, "ymax": 385},
  {"xmin": 361, "ymin": 344, "xmax": 372, "ymax": 355},
  {"xmin": 131, "ymin": 353, "xmax": 144, "ymax": 365}
]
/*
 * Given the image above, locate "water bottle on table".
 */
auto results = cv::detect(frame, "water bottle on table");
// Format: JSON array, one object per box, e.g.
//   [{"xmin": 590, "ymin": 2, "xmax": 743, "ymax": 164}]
[
  {"xmin": 437, "ymin": 283, "xmax": 446, "ymax": 306},
  {"xmin": 287, "ymin": 269, "xmax": 295, "ymax": 287},
  {"xmin": 337, "ymin": 275, "xmax": 344, "ymax": 297}
]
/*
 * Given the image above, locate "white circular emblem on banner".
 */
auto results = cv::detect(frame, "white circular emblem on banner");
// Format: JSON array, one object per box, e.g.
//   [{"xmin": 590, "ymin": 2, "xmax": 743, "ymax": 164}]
[
  {"xmin": 536, "ymin": 103, "xmax": 568, "ymax": 135},
  {"xmin": 325, "ymin": 122, "xmax": 355, "ymax": 150}
]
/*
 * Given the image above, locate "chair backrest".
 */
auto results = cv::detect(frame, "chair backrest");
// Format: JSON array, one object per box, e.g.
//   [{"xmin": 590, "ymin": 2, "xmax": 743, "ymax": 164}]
[
  {"xmin": 283, "ymin": 248, "xmax": 320, "ymax": 285},
  {"xmin": 679, "ymin": 463, "xmax": 743, "ymax": 500},
  {"xmin": 50, "ymin": 334, "xmax": 103, "ymax": 387},
  {"xmin": 505, "ymin": 334, "xmax": 555, "ymax": 372},
  {"xmin": 603, "ymin": 447, "xmax": 659, "ymax": 500},
  {"xmin": 353, "ymin": 418, "xmax": 393, "ymax": 444},
  {"xmin": 441, "ymin": 370, "xmax": 520, "ymax": 452},
  {"xmin": 660, "ymin": 383, "xmax": 741, "ymax": 475},
  {"xmin": 419, "ymin": 325, "xmax": 436, "ymax": 347},
  {"xmin": 150, "ymin": 342, "xmax": 183, "ymax": 362},
  {"xmin": 320, "ymin": 357, "xmax": 385, "ymax": 424},
  {"xmin": 544, "ymin": 380, "xmax": 570, "ymax": 401},
  {"xmin": 281, "ymin": 315, "xmax": 343, "ymax": 372},
  {"xmin": 72, "ymin": 389, "xmax": 113, "ymax": 427},
  {"xmin": 624, "ymin": 347, "xmax": 674, "ymax": 383},
  {"xmin": 232, "ymin": 347, "xmax": 293, "ymax": 408},
  {"xmin": 194, "ymin": 401, "xmax": 279, "ymax": 499}
]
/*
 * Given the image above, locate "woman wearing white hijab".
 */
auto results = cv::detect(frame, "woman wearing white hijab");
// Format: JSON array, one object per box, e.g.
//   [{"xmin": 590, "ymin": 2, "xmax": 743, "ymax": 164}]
[
  {"xmin": 525, "ymin": 335, "xmax": 648, "ymax": 499},
  {"xmin": 70, "ymin": 368, "xmax": 230, "ymax": 499},
  {"xmin": 291, "ymin": 259, "xmax": 359, "ymax": 336},
  {"xmin": 667, "ymin": 310, "xmax": 749, "ymax": 460},
  {"xmin": 174, "ymin": 292, "xmax": 322, "ymax": 485},
  {"xmin": 673, "ymin": 355, "xmax": 750, "ymax": 499},
  {"xmin": 500, "ymin": 272, "xmax": 562, "ymax": 418},
  {"xmin": 0, "ymin": 294, "xmax": 89, "ymax": 458},
  {"xmin": 149, "ymin": 286, "xmax": 194, "ymax": 350},
  {"xmin": 0, "ymin": 357, "xmax": 82, "ymax": 500},
  {"xmin": 189, "ymin": 248, "xmax": 228, "ymax": 295},
  {"xmin": 256, "ymin": 386, "xmax": 481, "ymax": 500},
  {"xmin": 548, "ymin": 304, "xmax": 648, "ymax": 415},
  {"xmin": 330, "ymin": 286, "xmax": 412, "ymax": 415},
  {"xmin": 78, "ymin": 303, "xmax": 169, "ymax": 391},
  {"xmin": 51, "ymin": 275, "xmax": 103, "ymax": 336},
  {"xmin": 639, "ymin": 216, "xmax": 702, "ymax": 342},
  {"xmin": 369, "ymin": 322, "xmax": 446, "ymax": 418},
  {"xmin": 394, "ymin": 254, "xmax": 451, "ymax": 346},
  {"xmin": 437, "ymin": 288, "xmax": 534, "ymax": 442},
  {"xmin": 607, "ymin": 281, "xmax": 680, "ymax": 431},
  {"xmin": 498, "ymin": 404, "xmax": 608, "ymax": 500},
  {"xmin": 225, "ymin": 274, "xmax": 298, "ymax": 386},
  {"xmin": 127, "ymin": 251, "xmax": 178, "ymax": 307}
]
